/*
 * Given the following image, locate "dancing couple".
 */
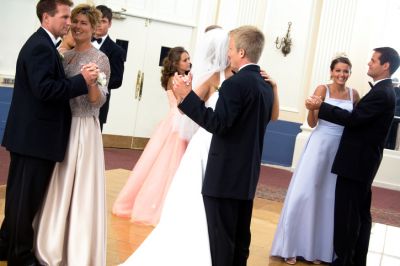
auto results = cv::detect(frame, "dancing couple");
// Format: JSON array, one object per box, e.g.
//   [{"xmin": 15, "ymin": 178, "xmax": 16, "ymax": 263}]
[{"xmin": 119, "ymin": 25, "xmax": 278, "ymax": 266}]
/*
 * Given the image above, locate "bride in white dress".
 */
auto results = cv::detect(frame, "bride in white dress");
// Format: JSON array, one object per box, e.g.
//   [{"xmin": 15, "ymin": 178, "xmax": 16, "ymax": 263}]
[{"xmin": 120, "ymin": 28, "xmax": 231, "ymax": 266}]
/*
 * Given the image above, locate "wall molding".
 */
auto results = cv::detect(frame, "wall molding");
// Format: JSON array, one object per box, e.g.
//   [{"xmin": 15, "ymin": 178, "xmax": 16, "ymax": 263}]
[{"xmin": 102, "ymin": 134, "xmax": 149, "ymax": 150}]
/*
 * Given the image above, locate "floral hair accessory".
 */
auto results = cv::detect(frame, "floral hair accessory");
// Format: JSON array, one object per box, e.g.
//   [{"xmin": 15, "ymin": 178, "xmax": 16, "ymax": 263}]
[{"xmin": 332, "ymin": 52, "xmax": 348, "ymax": 60}]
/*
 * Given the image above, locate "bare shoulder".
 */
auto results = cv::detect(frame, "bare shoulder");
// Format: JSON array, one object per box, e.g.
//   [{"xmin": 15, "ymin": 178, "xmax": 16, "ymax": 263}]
[{"xmin": 351, "ymin": 88, "xmax": 361, "ymax": 104}]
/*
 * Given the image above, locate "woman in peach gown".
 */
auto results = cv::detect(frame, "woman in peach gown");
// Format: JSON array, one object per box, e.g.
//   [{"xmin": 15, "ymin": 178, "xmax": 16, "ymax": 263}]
[{"xmin": 112, "ymin": 47, "xmax": 192, "ymax": 225}]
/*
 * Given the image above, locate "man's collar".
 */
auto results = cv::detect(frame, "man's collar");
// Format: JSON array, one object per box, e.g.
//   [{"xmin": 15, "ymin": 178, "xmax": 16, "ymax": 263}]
[
  {"xmin": 371, "ymin": 78, "xmax": 391, "ymax": 86},
  {"xmin": 41, "ymin": 26, "xmax": 59, "ymax": 46},
  {"xmin": 238, "ymin": 63, "xmax": 257, "ymax": 72}
]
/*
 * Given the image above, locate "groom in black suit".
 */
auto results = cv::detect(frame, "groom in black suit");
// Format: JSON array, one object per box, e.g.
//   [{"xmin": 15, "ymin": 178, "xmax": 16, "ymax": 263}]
[
  {"xmin": 173, "ymin": 25, "xmax": 274, "ymax": 266},
  {"xmin": 0, "ymin": 1, "xmax": 98, "ymax": 265},
  {"xmin": 93, "ymin": 5, "xmax": 126, "ymax": 131},
  {"xmin": 306, "ymin": 47, "xmax": 400, "ymax": 266}
]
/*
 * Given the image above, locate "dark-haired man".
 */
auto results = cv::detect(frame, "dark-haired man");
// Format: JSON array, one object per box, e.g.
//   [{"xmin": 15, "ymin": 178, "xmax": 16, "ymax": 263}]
[
  {"xmin": 93, "ymin": 5, "xmax": 125, "ymax": 131},
  {"xmin": 0, "ymin": 0, "xmax": 97, "ymax": 265}
]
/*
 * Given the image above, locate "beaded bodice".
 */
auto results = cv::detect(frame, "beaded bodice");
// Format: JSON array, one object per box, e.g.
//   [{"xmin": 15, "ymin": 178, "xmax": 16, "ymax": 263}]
[{"xmin": 63, "ymin": 47, "xmax": 110, "ymax": 117}]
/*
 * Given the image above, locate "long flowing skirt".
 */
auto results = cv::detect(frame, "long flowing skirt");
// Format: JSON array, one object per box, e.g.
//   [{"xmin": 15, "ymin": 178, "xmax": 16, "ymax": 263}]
[
  {"xmin": 112, "ymin": 109, "xmax": 188, "ymax": 226},
  {"xmin": 270, "ymin": 126, "xmax": 340, "ymax": 263},
  {"xmin": 35, "ymin": 116, "xmax": 106, "ymax": 266},
  {"xmin": 120, "ymin": 126, "xmax": 212, "ymax": 266}
]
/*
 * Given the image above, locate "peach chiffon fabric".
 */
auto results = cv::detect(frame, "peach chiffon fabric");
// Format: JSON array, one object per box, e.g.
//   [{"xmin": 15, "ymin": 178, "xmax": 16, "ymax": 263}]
[{"xmin": 112, "ymin": 90, "xmax": 189, "ymax": 225}]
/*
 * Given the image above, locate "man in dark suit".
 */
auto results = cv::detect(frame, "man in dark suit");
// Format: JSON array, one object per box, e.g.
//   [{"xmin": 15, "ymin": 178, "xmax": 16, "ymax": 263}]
[
  {"xmin": 0, "ymin": 1, "xmax": 98, "ymax": 265},
  {"xmin": 93, "ymin": 5, "xmax": 125, "ymax": 131},
  {"xmin": 306, "ymin": 47, "xmax": 400, "ymax": 266},
  {"xmin": 173, "ymin": 25, "xmax": 274, "ymax": 266}
]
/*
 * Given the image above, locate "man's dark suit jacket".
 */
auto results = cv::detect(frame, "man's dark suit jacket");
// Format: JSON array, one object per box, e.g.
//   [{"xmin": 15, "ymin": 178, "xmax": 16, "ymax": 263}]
[
  {"xmin": 319, "ymin": 79, "xmax": 396, "ymax": 184},
  {"xmin": 99, "ymin": 36, "xmax": 125, "ymax": 124},
  {"xmin": 179, "ymin": 65, "xmax": 274, "ymax": 200},
  {"xmin": 1, "ymin": 27, "xmax": 88, "ymax": 162}
]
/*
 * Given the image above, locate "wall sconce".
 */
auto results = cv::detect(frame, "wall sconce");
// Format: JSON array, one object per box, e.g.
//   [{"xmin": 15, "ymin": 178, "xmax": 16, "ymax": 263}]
[{"xmin": 275, "ymin": 22, "xmax": 292, "ymax": 56}]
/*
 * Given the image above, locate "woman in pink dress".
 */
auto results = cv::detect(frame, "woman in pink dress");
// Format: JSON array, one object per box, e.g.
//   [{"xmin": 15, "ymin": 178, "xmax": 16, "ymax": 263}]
[{"xmin": 112, "ymin": 47, "xmax": 191, "ymax": 225}]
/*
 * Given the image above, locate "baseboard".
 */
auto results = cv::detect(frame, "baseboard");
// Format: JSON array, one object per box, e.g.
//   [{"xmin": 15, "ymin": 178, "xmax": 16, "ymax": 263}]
[{"xmin": 102, "ymin": 134, "xmax": 149, "ymax": 150}]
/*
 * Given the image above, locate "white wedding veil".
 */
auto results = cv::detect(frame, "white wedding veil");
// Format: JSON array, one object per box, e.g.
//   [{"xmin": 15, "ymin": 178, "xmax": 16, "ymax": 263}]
[
  {"xmin": 191, "ymin": 28, "xmax": 230, "ymax": 89},
  {"xmin": 178, "ymin": 28, "xmax": 230, "ymax": 140}
]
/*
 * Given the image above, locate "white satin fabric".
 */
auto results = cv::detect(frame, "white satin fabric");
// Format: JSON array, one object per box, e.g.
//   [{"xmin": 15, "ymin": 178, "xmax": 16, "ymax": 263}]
[
  {"xmin": 271, "ymin": 87, "xmax": 354, "ymax": 262},
  {"xmin": 34, "ymin": 116, "xmax": 106, "ymax": 266}
]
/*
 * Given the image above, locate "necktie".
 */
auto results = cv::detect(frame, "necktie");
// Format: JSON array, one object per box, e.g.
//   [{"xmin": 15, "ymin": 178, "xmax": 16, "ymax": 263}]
[
  {"xmin": 368, "ymin": 81, "xmax": 374, "ymax": 88},
  {"xmin": 91, "ymin": 37, "xmax": 102, "ymax": 44}
]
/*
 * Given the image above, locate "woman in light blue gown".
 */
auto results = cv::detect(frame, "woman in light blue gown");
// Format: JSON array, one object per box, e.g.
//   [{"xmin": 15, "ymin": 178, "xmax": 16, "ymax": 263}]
[{"xmin": 270, "ymin": 55, "xmax": 360, "ymax": 265}]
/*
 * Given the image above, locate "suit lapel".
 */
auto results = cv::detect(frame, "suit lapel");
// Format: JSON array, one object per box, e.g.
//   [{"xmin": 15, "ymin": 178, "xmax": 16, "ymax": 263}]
[
  {"xmin": 37, "ymin": 28, "xmax": 66, "ymax": 76},
  {"xmin": 99, "ymin": 36, "xmax": 110, "ymax": 53}
]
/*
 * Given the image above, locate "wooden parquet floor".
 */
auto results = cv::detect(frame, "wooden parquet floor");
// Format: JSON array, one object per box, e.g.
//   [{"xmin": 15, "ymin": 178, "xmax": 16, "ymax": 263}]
[
  {"xmin": 105, "ymin": 169, "xmax": 400, "ymax": 266},
  {"xmin": 0, "ymin": 169, "xmax": 399, "ymax": 265}
]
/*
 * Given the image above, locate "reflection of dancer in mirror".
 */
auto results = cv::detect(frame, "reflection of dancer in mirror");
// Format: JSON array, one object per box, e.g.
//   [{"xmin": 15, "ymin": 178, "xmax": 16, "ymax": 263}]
[
  {"xmin": 271, "ymin": 55, "xmax": 359, "ymax": 265},
  {"xmin": 112, "ymin": 47, "xmax": 191, "ymax": 226}
]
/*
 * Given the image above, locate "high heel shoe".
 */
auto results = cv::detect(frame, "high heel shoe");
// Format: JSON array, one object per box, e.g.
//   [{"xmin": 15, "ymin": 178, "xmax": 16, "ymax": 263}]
[
  {"xmin": 312, "ymin": 260, "xmax": 322, "ymax": 264},
  {"xmin": 285, "ymin": 257, "xmax": 296, "ymax": 265}
]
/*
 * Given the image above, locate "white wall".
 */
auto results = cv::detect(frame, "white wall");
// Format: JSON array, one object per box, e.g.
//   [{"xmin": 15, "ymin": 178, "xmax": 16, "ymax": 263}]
[
  {"xmin": 0, "ymin": 0, "xmax": 39, "ymax": 76},
  {"xmin": 259, "ymin": 0, "xmax": 319, "ymax": 123},
  {"xmin": 290, "ymin": 0, "xmax": 400, "ymax": 190}
]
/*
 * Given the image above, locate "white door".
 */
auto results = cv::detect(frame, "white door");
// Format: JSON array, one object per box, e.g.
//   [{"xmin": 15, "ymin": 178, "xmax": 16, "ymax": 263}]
[
  {"xmin": 104, "ymin": 16, "xmax": 194, "ymax": 138},
  {"xmin": 133, "ymin": 20, "xmax": 193, "ymax": 137},
  {"xmin": 103, "ymin": 16, "xmax": 147, "ymax": 137}
]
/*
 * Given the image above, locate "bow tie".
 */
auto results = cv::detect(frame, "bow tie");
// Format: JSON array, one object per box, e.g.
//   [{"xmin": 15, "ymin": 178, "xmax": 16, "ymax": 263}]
[
  {"xmin": 91, "ymin": 37, "xmax": 102, "ymax": 44},
  {"xmin": 368, "ymin": 81, "xmax": 374, "ymax": 88},
  {"xmin": 55, "ymin": 39, "xmax": 62, "ymax": 48}
]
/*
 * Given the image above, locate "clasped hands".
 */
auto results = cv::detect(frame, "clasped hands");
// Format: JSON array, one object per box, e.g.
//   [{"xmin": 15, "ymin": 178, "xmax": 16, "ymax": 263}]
[
  {"xmin": 80, "ymin": 62, "xmax": 100, "ymax": 87},
  {"xmin": 172, "ymin": 72, "xmax": 192, "ymax": 102},
  {"xmin": 305, "ymin": 95, "xmax": 322, "ymax": 110}
]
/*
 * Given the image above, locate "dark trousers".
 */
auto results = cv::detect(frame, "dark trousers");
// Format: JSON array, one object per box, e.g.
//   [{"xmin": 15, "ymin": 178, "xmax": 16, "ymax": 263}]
[
  {"xmin": 0, "ymin": 152, "xmax": 54, "ymax": 265},
  {"xmin": 332, "ymin": 176, "xmax": 372, "ymax": 266},
  {"xmin": 99, "ymin": 121, "xmax": 104, "ymax": 132},
  {"xmin": 203, "ymin": 195, "xmax": 253, "ymax": 266}
]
